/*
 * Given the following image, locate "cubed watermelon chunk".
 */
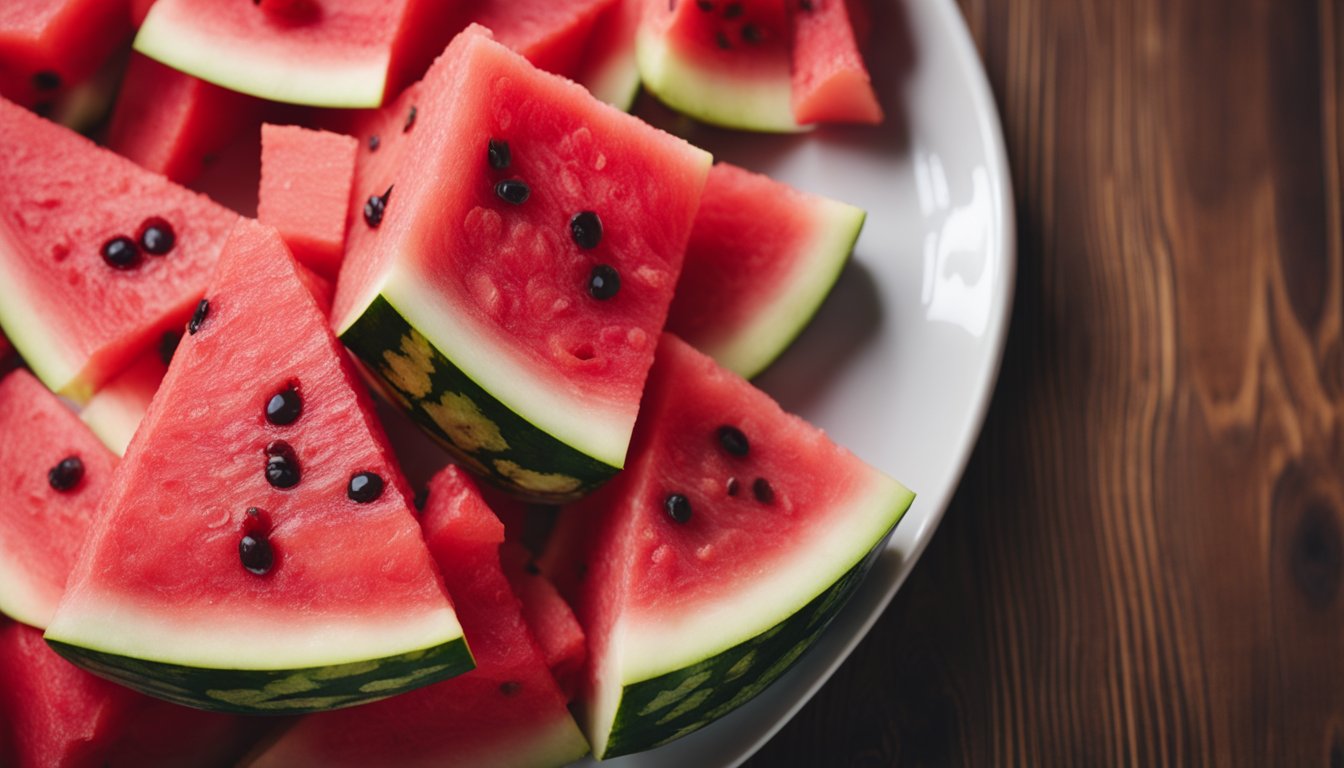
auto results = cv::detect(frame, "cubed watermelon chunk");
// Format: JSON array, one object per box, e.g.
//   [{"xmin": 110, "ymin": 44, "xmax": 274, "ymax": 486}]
[{"xmin": 258, "ymin": 123, "xmax": 358, "ymax": 278}]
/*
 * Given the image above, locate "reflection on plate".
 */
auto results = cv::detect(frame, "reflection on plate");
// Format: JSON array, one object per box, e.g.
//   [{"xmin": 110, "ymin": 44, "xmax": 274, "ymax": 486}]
[{"xmin": 595, "ymin": 0, "xmax": 1015, "ymax": 765}]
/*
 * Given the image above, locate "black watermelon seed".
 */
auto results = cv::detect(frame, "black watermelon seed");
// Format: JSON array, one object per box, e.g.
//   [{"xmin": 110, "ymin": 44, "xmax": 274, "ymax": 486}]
[
  {"xmin": 404, "ymin": 105, "xmax": 417, "ymax": 132},
  {"xmin": 715, "ymin": 31, "xmax": 731, "ymax": 49},
  {"xmin": 187, "ymin": 298, "xmax": 210, "ymax": 335},
  {"xmin": 752, "ymin": 477, "xmax": 775, "ymax": 505},
  {"xmin": 716, "ymin": 425, "xmax": 749, "ymax": 456},
  {"xmin": 158, "ymin": 331, "xmax": 181, "ymax": 365},
  {"xmin": 664, "ymin": 493, "xmax": 692, "ymax": 524},
  {"xmin": 47, "ymin": 456, "xmax": 84, "ymax": 492},
  {"xmin": 570, "ymin": 211, "xmax": 603, "ymax": 249},
  {"xmin": 588, "ymin": 264, "xmax": 620, "ymax": 300},
  {"xmin": 495, "ymin": 178, "xmax": 530, "ymax": 205},
  {"xmin": 138, "ymin": 217, "xmax": 176, "ymax": 255},
  {"xmin": 726, "ymin": 477, "xmax": 740, "ymax": 497},
  {"xmin": 32, "ymin": 71, "xmax": 61, "ymax": 91},
  {"xmin": 741, "ymin": 24, "xmax": 761, "ymax": 44},
  {"xmin": 239, "ymin": 532, "xmax": 274, "ymax": 575},
  {"xmin": 265, "ymin": 386, "xmax": 302, "ymax": 426},
  {"xmin": 696, "ymin": 0, "xmax": 714, "ymax": 9},
  {"xmin": 364, "ymin": 186, "xmax": 393, "ymax": 228},
  {"xmin": 499, "ymin": 681, "xmax": 522, "ymax": 697},
  {"xmin": 265, "ymin": 441, "xmax": 300, "ymax": 489},
  {"xmin": 368, "ymin": 134, "xmax": 380, "ymax": 151},
  {"xmin": 799, "ymin": 0, "xmax": 814, "ymax": 9},
  {"xmin": 101, "ymin": 236, "xmax": 141, "ymax": 270},
  {"xmin": 348, "ymin": 472, "xmax": 384, "ymax": 503},
  {"xmin": 723, "ymin": 2, "xmax": 743, "ymax": 17},
  {"xmin": 488, "ymin": 138, "xmax": 511, "ymax": 170},
  {"xmin": 525, "ymin": 561, "xmax": 540, "ymax": 575}
]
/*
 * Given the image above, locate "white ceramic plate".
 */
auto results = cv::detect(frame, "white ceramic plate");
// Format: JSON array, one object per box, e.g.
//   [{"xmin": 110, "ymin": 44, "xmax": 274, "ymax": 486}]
[{"xmin": 600, "ymin": 0, "xmax": 1014, "ymax": 764}]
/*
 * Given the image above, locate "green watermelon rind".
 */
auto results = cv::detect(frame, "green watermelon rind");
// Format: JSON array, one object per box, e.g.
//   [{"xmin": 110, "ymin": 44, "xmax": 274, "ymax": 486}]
[
  {"xmin": 44, "ymin": 635, "xmax": 474, "ymax": 716},
  {"xmin": 635, "ymin": 23, "xmax": 804, "ymax": 133},
  {"xmin": 133, "ymin": 0, "xmax": 390, "ymax": 108},
  {"xmin": 590, "ymin": 478, "xmax": 915, "ymax": 757},
  {"xmin": 340, "ymin": 295, "xmax": 621, "ymax": 501},
  {"xmin": 707, "ymin": 199, "xmax": 866, "ymax": 380}
]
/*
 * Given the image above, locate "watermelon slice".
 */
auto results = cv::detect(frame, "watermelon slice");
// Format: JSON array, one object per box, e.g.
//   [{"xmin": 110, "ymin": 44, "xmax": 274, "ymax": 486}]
[
  {"xmin": 249, "ymin": 465, "xmax": 589, "ymax": 767},
  {"xmin": 471, "ymin": 0, "xmax": 616, "ymax": 79},
  {"xmin": 574, "ymin": 0, "xmax": 643, "ymax": 110},
  {"xmin": 335, "ymin": 26, "xmax": 711, "ymax": 501},
  {"xmin": 637, "ymin": 0, "xmax": 801, "ymax": 132},
  {"xmin": 258, "ymin": 123, "xmax": 358, "ymax": 278},
  {"xmin": 0, "ymin": 96, "xmax": 239, "ymax": 402},
  {"xmin": 133, "ymin": 0, "xmax": 464, "ymax": 108},
  {"xmin": 790, "ymin": 0, "xmax": 882, "ymax": 124},
  {"xmin": 0, "ymin": 369, "xmax": 117, "ymax": 629},
  {"xmin": 566, "ymin": 334, "xmax": 914, "ymax": 757},
  {"xmin": 0, "ymin": 0, "xmax": 131, "ymax": 114},
  {"xmin": 0, "ymin": 621, "xmax": 265, "ymax": 768},
  {"xmin": 665, "ymin": 162, "xmax": 864, "ymax": 378},
  {"xmin": 45, "ymin": 220, "xmax": 472, "ymax": 714},
  {"xmin": 105, "ymin": 53, "xmax": 262, "ymax": 185}
]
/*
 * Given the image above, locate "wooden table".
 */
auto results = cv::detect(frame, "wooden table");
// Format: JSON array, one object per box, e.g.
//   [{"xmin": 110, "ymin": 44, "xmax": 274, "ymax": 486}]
[{"xmin": 749, "ymin": 1, "xmax": 1344, "ymax": 764}]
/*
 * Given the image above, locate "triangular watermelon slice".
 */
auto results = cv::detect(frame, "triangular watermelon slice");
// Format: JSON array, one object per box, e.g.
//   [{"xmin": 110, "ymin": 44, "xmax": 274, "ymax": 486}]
[
  {"xmin": 249, "ymin": 465, "xmax": 589, "ymax": 767},
  {"xmin": 470, "ymin": 0, "xmax": 616, "ymax": 79},
  {"xmin": 566, "ymin": 334, "xmax": 914, "ymax": 757},
  {"xmin": 0, "ymin": 96, "xmax": 239, "ymax": 402},
  {"xmin": 0, "ymin": 369, "xmax": 117, "ymax": 629},
  {"xmin": 334, "ymin": 26, "xmax": 711, "ymax": 501},
  {"xmin": 45, "ymin": 219, "xmax": 472, "ymax": 715}
]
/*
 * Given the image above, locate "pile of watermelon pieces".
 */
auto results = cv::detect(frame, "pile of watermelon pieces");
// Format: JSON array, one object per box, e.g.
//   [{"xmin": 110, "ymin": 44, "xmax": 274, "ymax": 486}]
[{"xmin": 0, "ymin": 1, "xmax": 912, "ymax": 765}]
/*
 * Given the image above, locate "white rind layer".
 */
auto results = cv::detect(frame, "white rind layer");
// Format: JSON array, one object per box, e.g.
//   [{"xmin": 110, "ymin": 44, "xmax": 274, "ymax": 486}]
[
  {"xmin": 134, "ymin": 0, "xmax": 390, "ymax": 108},
  {"xmin": 622, "ymin": 471, "xmax": 913, "ymax": 683},
  {"xmin": 45, "ymin": 593, "xmax": 464, "ymax": 671},
  {"xmin": 711, "ymin": 199, "xmax": 866, "ymax": 379},
  {"xmin": 635, "ymin": 24, "xmax": 804, "ymax": 133},
  {"xmin": 376, "ymin": 270, "xmax": 636, "ymax": 470},
  {"xmin": 0, "ymin": 558, "xmax": 60, "ymax": 630}
]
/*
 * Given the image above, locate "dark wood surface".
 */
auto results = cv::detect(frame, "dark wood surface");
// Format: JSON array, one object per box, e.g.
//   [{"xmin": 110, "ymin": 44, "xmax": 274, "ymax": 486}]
[{"xmin": 749, "ymin": 0, "xmax": 1344, "ymax": 764}]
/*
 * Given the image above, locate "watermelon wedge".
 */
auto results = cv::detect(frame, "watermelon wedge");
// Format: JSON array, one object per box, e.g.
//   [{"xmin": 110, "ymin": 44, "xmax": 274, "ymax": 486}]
[
  {"xmin": 0, "ymin": 96, "xmax": 239, "ymax": 402},
  {"xmin": 666, "ymin": 162, "xmax": 865, "ymax": 378},
  {"xmin": 790, "ymin": 0, "xmax": 882, "ymax": 124},
  {"xmin": 133, "ymin": 0, "xmax": 463, "ymax": 108},
  {"xmin": 566, "ymin": 334, "xmax": 913, "ymax": 757},
  {"xmin": 0, "ymin": 369, "xmax": 117, "ymax": 629},
  {"xmin": 501, "ymin": 541, "xmax": 588, "ymax": 701},
  {"xmin": 249, "ymin": 465, "xmax": 589, "ymax": 767},
  {"xmin": 45, "ymin": 220, "xmax": 472, "ymax": 714},
  {"xmin": 105, "ymin": 53, "xmax": 262, "ymax": 185},
  {"xmin": 574, "ymin": 0, "xmax": 643, "ymax": 110},
  {"xmin": 335, "ymin": 26, "xmax": 711, "ymax": 501},
  {"xmin": 637, "ymin": 0, "xmax": 802, "ymax": 132}
]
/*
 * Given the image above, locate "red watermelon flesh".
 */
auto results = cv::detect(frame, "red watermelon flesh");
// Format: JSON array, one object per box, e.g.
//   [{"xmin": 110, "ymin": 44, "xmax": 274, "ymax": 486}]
[
  {"xmin": 134, "ymin": 0, "xmax": 466, "ymax": 108},
  {"xmin": 568, "ymin": 334, "xmax": 914, "ymax": 756},
  {"xmin": 258, "ymin": 123, "xmax": 358, "ymax": 278},
  {"xmin": 0, "ymin": 96, "xmax": 240, "ymax": 402},
  {"xmin": 0, "ymin": 369, "xmax": 117, "ymax": 630},
  {"xmin": 470, "ymin": 0, "xmax": 616, "ymax": 78},
  {"xmin": 249, "ymin": 465, "xmax": 589, "ymax": 767},
  {"xmin": 0, "ymin": 622, "xmax": 264, "ymax": 768},
  {"xmin": 501, "ymin": 540, "xmax": 587, "ymax": 701},
  {"xmin": 0, "ymin": 0, "xmax": 131, "ymax": 112},
  {"xmin": 105, "ymin": 53, "xmax": 263, "ymax": 185},
  {"xmin": 665, "ymin": 162, "xmax": 864, "ymax": 378},
  {"xmin": 45, "ymin": 220, "xmax": 468, "ymax": 713},
  {"xmin": 790, "ymin": 0, "xmax": 881, "ymax": 125}
]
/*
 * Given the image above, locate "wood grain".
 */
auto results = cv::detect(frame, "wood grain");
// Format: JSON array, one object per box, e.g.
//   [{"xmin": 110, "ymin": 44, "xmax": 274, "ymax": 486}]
[{"xmin": 748, "ymin": 0, "xmax": 1344, "ymax": 764}]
